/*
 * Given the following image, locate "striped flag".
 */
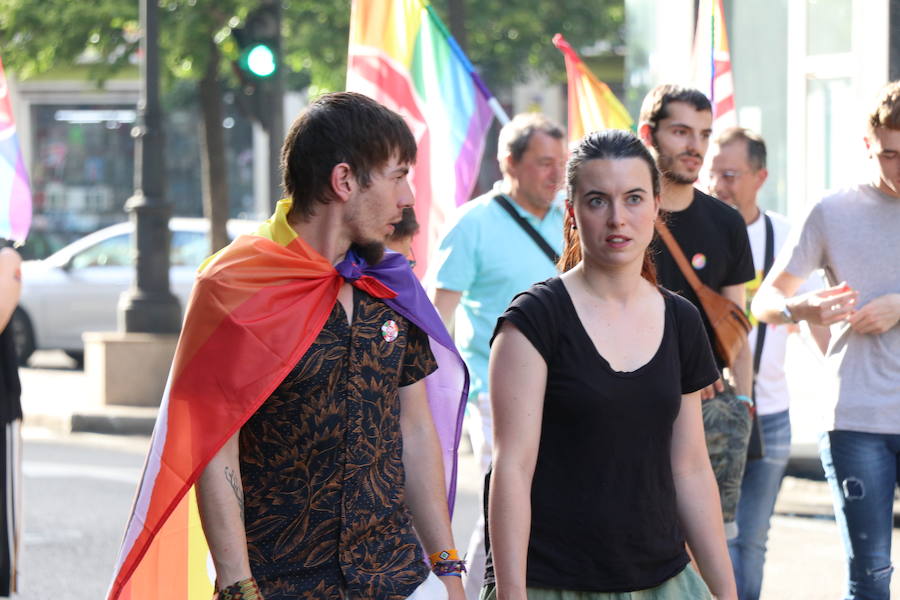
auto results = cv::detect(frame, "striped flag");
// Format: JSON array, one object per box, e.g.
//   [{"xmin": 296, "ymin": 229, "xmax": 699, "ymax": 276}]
[
  {"xmin": 553, "ymin": 33, "xmax": 633, "ymax": 145},
  {"xmin": 107, "ymin": 199, "xmax": 468, "ymax": 599},
  {"xmin": 0, "ymin": 56, "xmax": 31, "ymax": 243},
  {"xmin": 346, "ymin": 0, "xmax": 499, "ymax": 275},
  {"xmin": 691, "ymin": 0, "xmax": 737, "ymax": 131}
]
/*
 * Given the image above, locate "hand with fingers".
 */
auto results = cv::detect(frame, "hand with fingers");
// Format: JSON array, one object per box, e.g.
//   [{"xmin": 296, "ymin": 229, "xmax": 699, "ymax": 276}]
[
  {"xmin": 847, "ymin": 293, "xmax": 900, "ymax": 335},
  {"xmin": 699, "ymin": 377, "xmax": 725, "ymax": 401},
  {"xmin": 791, "ymin": 282, "xmax": 859, "ymax": 326}
]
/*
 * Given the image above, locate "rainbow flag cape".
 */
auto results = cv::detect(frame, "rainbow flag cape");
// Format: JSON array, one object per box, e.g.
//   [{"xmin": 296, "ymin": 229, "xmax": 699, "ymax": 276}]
[
  {"xmin": 553, "ymin": 34, "xmax": 633, "ymax": 145},
  {"xmin": 690, "ymin": 0, "xmax": 737, "ymax": 131},
  {"xmin": 346, "ymin": 0, "xmax": 496, "ymax": 275},
  {"xmin": 107, "ymin": 199, "xmax": 468, "ymax": 599},
  {"xmin": 0, "ymin": 55, "xmax": 31, "ymax": 243}
]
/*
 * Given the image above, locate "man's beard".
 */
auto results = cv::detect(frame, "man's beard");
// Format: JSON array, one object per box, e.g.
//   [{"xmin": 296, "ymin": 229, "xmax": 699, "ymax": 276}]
[
  {"xmin": 652, "ymin": 136, "xmax": 701, "ymax": 185},
  {"xmin": 351, "ymin": 241, "xmax": 386, "ymax": 265}
]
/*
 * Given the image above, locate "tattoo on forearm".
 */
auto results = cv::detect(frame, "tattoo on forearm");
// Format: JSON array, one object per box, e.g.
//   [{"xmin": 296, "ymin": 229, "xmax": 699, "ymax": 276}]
[{"xmin": 224, "ymin": 466, "xmax": 245, "ymax": 522}]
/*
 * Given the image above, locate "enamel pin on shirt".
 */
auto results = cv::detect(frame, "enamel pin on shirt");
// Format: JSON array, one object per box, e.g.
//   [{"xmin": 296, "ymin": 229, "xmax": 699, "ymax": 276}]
[{"xmin": 381, "ymin": 320, "xmax": 399, "ymax": 342}]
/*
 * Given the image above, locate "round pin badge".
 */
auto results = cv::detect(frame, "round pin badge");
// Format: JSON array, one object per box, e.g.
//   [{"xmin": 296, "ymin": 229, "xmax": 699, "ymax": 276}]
[
  {"xmin": 381, "ymin": 319, "xmax": 399, "ymax": 342},
  {"xmin": 691, "ymin": 253, "xmax": 707, "ymax": 270}
]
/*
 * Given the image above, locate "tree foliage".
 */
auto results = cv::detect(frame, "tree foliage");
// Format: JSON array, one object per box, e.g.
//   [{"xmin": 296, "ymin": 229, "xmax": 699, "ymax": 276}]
[
  {"xmin": 280, "ymin": 0, "xmax": 625, "ymax": 94},
  {"xmin": 0, "ymin": 0, "xmax": 624, "ymax": 103},
  {"xmin": 0, "ymin": 0, "xmax": 259, "ymax": 87},
  {"xmin": 443, "ymin": 0, "xmax": 624, "ymax": 88},
  {"xmin": 0, "ymin": 0, "xmax": 138, "ymax": 81},
  {"xmin": 0, "ymin": 0, "xmax": 261, "ymax": 253}
]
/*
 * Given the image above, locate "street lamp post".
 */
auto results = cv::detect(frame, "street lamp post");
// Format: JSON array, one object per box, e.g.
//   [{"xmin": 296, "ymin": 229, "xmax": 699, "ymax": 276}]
[{"xmin": 119, "ymin": 0, "xmax": 181, "ymax": 333}]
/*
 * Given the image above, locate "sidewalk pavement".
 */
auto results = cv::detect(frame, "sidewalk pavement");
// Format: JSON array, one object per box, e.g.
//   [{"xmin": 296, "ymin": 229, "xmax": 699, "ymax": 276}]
[{"xmin": 20, "ymin": 351, "xmax": 158, "ymax": 436}]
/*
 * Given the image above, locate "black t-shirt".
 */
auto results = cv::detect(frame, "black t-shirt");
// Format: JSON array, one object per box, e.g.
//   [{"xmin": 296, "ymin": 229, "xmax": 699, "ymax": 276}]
[
  {"xmin": 650, "ymin": 188, "xmax": 754, "ymax": 369},
  {"xmin": 483, "ymin": 278, "xmax": 718, "ymax": 592}
]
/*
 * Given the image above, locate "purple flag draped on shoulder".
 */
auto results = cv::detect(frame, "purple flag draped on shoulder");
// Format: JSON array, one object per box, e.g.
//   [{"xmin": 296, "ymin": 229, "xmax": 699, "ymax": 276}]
[{"xmin": 338, "ymin": 248, "xmax": 469, "ymax": 511}]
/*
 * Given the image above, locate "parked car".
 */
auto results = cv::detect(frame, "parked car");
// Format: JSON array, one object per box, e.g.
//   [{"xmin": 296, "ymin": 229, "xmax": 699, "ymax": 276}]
[{"xmin": 12, "ymin": 218, "xmax": 257, "ymax": 365}]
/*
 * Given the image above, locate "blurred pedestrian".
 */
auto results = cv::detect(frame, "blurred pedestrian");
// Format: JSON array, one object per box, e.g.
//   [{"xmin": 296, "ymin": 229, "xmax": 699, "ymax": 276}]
[
  {"xmin": 639, "ymin": 84, "xmax": 755, "ymax": 541},
  {"xmin": 0, "ymin": 244, "xmax": 22, "ymax": 599},
  {"xmin": 753, "ymin": 81, "xmax": 900, "ymax": 600},
  {"xmin": 484, "ymin": 130, "xmax": 737, "ymax": 600},
  {"xmin": 387, "ymin": 206, "xmax": 420, "ymax": 268},
  {"xmin": 429, "ymin": 113, "xmax": 566, "ymax": 599}
]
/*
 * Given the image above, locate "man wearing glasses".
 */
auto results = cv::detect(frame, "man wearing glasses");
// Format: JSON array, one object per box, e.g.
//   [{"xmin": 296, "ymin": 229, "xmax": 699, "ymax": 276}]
[{"xmin": 709, "ymin": 127, "xmax": 823, "ymax": 600}]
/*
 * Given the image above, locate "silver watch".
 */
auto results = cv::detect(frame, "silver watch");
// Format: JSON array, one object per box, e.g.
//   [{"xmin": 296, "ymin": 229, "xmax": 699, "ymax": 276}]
[{"xmin": 781, "ymin": 304, "xmax": 798, "ymax": 324}]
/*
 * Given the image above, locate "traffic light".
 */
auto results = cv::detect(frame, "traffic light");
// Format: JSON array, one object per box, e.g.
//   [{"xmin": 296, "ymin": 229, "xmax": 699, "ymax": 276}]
[{"xmin": 233, "ymin": 4, "xmax": 279, "ymax": 78}]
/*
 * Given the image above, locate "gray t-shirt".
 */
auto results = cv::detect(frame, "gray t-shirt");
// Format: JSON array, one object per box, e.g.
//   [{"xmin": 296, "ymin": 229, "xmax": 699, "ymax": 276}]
[{"xmin": 779, "ymin": 183, "xmax": 900, "ymax": 433}]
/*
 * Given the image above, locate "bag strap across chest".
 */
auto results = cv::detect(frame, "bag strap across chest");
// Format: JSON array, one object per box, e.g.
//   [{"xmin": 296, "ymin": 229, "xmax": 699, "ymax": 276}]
[
  {"xmin": 654, "ymin": 219, "xmax": 707, "ymax": 295},
  {"xmin": 494, "ymin": 194, "xmax": 560, "ymax": 266}
]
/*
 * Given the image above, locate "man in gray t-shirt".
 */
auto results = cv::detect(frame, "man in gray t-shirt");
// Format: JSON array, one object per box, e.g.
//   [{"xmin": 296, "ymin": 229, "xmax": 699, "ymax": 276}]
[{"xmin": 753, "ymin": 81, "xmax": 900, "ymax": 600}]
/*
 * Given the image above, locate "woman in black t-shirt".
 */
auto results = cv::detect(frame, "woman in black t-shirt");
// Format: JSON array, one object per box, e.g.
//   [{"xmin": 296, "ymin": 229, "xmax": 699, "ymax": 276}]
[{"xmin": 483, "ymin": 131, "xmax": 736, "ymax": 600}]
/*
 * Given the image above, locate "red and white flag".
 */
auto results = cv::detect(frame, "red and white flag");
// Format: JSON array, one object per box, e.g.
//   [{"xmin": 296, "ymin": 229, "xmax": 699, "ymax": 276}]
[{"xmin": 690, "ymin": 0, "xmax": 737, "ymax": 132}]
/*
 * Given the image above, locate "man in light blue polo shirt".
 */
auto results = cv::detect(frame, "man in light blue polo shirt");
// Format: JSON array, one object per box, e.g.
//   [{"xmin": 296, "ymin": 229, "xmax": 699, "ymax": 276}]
[{"xmin": 429, "ymin": 113, "xmax": 566, "ymax": 599}]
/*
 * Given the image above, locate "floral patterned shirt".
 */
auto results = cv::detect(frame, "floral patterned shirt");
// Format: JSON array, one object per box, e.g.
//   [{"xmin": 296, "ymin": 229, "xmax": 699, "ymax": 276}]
[{"xmin": 239, "ymin": 288, "xmax": 438, "ymax": 599}]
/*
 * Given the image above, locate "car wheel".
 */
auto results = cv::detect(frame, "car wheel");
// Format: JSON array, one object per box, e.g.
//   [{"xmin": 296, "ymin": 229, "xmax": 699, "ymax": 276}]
[{"xmin": 10, "ymin": 308, "xmax": 35, "ymax": 366}]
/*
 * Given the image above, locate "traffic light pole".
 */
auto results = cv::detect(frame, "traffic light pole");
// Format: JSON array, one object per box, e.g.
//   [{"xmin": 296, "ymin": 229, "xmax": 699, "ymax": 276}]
[
  {"xmin": 264, "ymin": 0, "xmax": 283, "ymax": 208},
  {"xmin": 233, "ymin": 0, "xmax": 283, "ymax": 212},
  {"xmin": 119, "ymin": 0, "xmax": 181, "ymax": 334}
]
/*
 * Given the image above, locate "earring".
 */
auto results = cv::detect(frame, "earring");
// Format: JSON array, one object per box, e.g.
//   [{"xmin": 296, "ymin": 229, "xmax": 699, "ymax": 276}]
[{"xmin": 571, "ymin": 222, "xmax": 578, "ymax": 230}]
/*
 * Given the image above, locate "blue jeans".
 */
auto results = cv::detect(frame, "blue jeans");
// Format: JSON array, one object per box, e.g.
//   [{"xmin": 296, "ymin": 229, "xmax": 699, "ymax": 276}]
[
  {"xmin": 820, "ymin": 430, "xmax": 900, "ymax": 600},
  {"xmin": 728, "ymin": 410, "xmax": 791, "ymax": 600}
]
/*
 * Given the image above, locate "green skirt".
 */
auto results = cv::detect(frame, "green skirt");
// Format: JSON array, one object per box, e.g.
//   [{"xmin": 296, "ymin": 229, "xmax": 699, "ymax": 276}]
[{"xmin": 479, "ymin": 566, "xmax": 711, "ymax": 600}]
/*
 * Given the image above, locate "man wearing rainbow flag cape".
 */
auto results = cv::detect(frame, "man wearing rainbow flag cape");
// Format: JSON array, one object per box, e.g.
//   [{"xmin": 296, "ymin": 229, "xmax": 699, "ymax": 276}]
[{"xmin": 108, "ymin": 92, "xmax": 468, "ymax": 600}]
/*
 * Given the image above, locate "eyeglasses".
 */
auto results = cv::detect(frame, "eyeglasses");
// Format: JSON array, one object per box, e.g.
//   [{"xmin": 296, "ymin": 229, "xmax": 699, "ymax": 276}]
[{"xmin": 709, "ymin": 169, "xmax": 744, "ymax": 184}]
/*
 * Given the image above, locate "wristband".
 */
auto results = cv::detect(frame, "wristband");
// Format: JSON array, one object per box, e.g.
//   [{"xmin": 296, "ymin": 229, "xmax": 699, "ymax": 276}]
[
  {"xmin": 781, "ymin": 303, "xmax": 798, "ymax": 324},
  {"xmin": 735, "ymin": 394, "xmax": 754, "ymax": 407},
  {"xmin": 428, "ymin": 549, "xmax": 460, "ymax": 566},
  {"xmin": 215, "ymin": 577, "xmax": 262, "ymax": 600},
  {"xmin": 431, "ymin": 559, "xmax": 467, "ymax": 577}
]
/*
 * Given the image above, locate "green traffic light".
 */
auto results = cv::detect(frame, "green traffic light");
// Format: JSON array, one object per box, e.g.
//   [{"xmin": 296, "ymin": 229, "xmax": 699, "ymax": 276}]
[{"xmin": 246, "ymin": 44, "xmax": 276, "ymax": 77}]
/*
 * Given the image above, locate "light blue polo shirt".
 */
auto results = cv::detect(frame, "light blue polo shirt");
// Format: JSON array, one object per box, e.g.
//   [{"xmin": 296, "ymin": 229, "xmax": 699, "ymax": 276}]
[{"xmin": 430, "ymin": 184, "xmax": 564, "ymax": 402}]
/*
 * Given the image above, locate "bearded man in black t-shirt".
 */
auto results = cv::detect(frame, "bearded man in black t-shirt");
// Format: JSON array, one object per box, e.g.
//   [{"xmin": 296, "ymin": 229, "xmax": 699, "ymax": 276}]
[{"xmin": 639, "ymin": 84, "xmax": 755, "ymax": 542}]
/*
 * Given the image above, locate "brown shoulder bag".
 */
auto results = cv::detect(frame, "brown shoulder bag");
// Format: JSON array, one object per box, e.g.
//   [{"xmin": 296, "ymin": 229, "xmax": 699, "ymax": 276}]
[{"xmin": 654, "ymin": 221, "xmax": 751, "ymax": 368}]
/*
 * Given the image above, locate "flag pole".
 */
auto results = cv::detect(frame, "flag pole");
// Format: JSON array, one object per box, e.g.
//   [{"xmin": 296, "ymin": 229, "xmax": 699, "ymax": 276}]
[
  {"xmin": 709, "ymin": 2, "xmax": 716, "ymax": 110},
  {"xmin": 422, "ymin": 2, "xmax": 510, "ymax": 124}
]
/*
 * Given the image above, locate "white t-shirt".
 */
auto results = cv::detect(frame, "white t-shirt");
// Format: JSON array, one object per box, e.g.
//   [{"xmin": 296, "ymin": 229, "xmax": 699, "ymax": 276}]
[{"xmin": 745, "ymin": 211, "xmax": 792, "ymax": 415}]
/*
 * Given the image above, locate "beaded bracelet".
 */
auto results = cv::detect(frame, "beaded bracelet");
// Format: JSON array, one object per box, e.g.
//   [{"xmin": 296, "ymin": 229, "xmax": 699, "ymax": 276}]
[
  {"xmin": 215, "ymin": 576, "xmax": 263, "ymax": 600},
  {"xmin": 432, "ymin": 559, "xmax": 467, "ymax": 577},
  {"xmin": 735, "ymin": 394, "xmax": 756, "ymax": 416}
]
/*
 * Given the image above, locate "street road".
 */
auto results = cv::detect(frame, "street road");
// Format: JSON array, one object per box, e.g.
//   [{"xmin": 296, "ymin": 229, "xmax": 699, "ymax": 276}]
[{"xmin": 20, "ymin": 429, "xmax": 147, "ymax": 599}]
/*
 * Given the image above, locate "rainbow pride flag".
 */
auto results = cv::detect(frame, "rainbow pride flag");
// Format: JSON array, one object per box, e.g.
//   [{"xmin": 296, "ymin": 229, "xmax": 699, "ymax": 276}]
[
  {"xmin": 553, "ymin": 34, "xmax": 633, "ymax": 145},
  {"xmin": 0, "ymin": 55, "xmax": 31, "ymax": 243},
  {"xmin": 690, "ymin": 0, "xmax": 737, "ymax": 131},
  {"xmin": 347, "ymin": 0, "xmax": 497, "ymax": 274},
  {"xmin": 107, "ymin": 199, "xmax": 467, "ymax": 599}
]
